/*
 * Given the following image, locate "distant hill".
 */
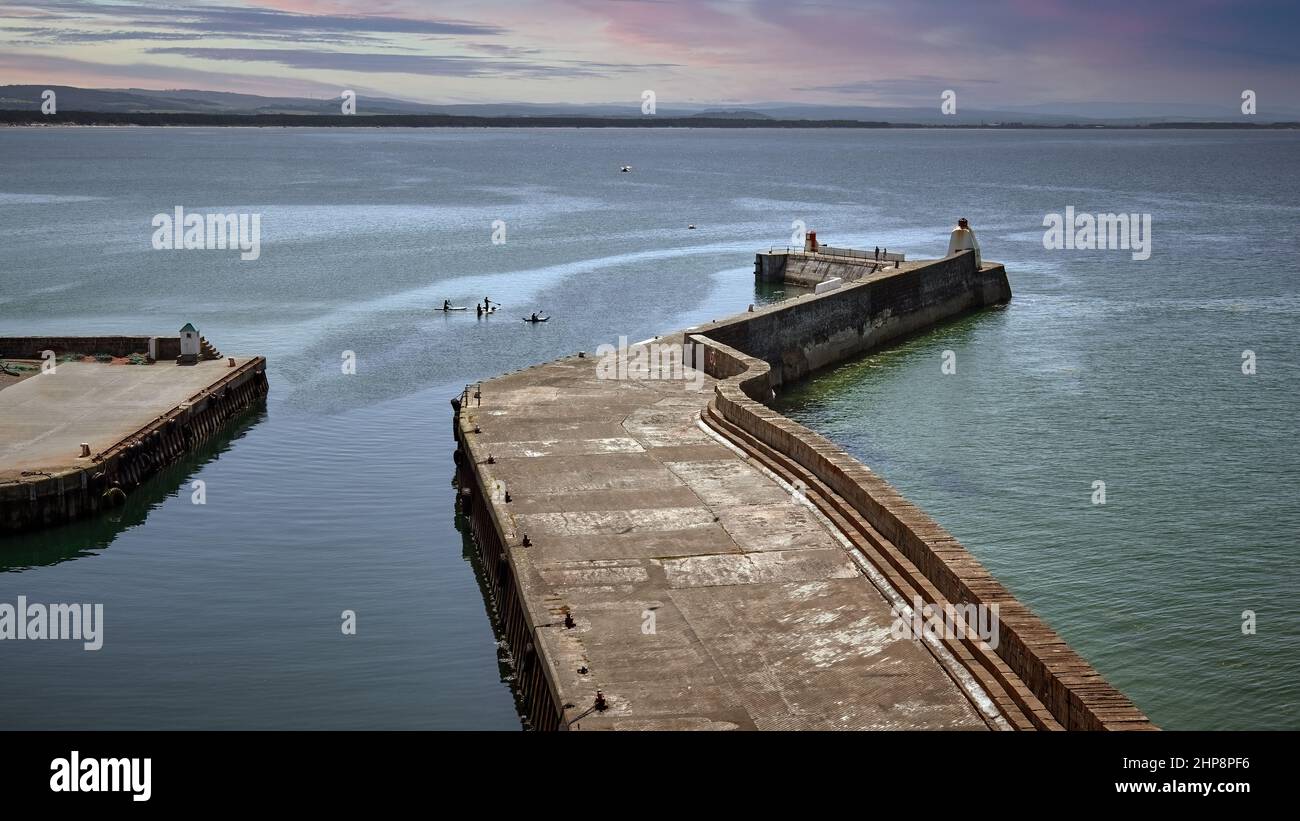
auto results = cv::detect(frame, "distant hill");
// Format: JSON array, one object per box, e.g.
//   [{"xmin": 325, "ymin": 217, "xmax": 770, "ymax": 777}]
[
  {"xmin": 0, "ymin": 85, "xmax": 438, "ymax": 115},
  {"xmin": 688, "ymin": 109, "xmax": 772, "ymax": 120},
  {"xmin": 3, "ymin": 86, "xmax": 1296, "ymax": 124}
]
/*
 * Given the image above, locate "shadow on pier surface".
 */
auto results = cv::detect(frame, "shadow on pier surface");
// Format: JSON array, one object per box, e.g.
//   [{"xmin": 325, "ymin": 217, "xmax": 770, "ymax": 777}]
[{"xmin": 0, "ymin": 406, "xmax": 267, "ymax": 572}]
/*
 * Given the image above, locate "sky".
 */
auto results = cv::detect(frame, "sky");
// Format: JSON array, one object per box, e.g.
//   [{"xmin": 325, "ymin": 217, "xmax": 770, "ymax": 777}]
[{"xmin": 0, "ymin": 0, "xmax": 1296, "ymax": 110}]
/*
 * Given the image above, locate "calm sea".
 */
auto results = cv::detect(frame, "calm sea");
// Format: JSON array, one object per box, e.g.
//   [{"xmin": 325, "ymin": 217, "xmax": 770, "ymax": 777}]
[{"xmin": 1, "ymin": 127, "xmax": 1296, "ymax": 729}]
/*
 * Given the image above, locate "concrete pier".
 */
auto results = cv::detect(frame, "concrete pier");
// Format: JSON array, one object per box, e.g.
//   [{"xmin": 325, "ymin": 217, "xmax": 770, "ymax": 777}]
[
  {"xmin": 756, "ymin": 245, "xmax": 905, "ymax": 287},
  {"xmin": 454, "ymin": 251, "xmax": 1155, "ymax": 731},
  {"xmin": 0, "ymin": 337, "xmax": 267, "ymax": 532},
  {"xmin": 457, "ymin": 353, "xmax": 993, "ymax": 730}
]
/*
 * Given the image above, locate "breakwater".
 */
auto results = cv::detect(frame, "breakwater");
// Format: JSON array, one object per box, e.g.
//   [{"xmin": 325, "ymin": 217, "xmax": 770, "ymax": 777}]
[
  {"xmin": 452, "ymin": 250, "xmax": 1154, "ymax": 730},
  {"xmin": 0, "ymin": 349, "xmax": 267, "ymax": 533}
]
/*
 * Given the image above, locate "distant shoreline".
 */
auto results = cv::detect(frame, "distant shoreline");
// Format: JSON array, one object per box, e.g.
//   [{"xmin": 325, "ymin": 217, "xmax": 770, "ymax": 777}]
[{"xmin": 2, "ymin": 111, "xmax": 1297, "ymax": 130}]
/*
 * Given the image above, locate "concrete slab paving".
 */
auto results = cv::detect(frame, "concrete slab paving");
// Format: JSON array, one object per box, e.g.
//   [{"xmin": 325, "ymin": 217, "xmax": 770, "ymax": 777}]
[
  {"xmin": 0, "ymin": 358, "xmax": 251, "ymax": 478},
  {"xmin": 462, "ymin": 351, "xmax": 993, "ymax": 730}
]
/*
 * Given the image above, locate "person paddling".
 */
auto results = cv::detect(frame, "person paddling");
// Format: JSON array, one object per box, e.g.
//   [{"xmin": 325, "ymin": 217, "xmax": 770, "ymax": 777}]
[{"xmin": 443, "ymin": 299, "xmax": 451, "ymax": 311}]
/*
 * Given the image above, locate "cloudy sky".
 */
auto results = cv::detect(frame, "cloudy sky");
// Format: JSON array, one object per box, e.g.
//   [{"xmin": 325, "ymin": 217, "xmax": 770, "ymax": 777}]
[{"xmin": 0, "ymin": 0, "xmax": 1295, "ymax": 109}]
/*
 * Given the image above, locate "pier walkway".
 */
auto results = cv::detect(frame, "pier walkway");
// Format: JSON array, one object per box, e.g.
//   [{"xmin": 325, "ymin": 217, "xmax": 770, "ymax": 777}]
[
  {"xmin": 453, "ymin": 252, "xmax": 1155, "ymax": 731},
  {"xmin": 459, "ymin": 349, "xmax": 995, "ymax": 730},
  {"xmin": 0, "ymin": 344, "xmax": 267, "ymax": 532},
  {"xmin": 0, "ymin": 358, "xmax": 253, "ymax": 478}
]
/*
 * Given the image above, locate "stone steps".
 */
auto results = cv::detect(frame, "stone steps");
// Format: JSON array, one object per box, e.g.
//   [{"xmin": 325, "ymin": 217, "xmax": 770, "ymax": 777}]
[{"xmin": 702, "ymin": 400, "xmax": 1062, "ymax": 731}]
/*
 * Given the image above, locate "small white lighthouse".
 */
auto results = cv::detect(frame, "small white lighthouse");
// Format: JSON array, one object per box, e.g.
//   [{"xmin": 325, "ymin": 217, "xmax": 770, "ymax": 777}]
[
  {"xmin": 178, "ymin": 322, "xmax": 200, "ymax": 365},
  {"xmin": 947, "ymin": 217, "xmax": 981, "ymax": 268}
]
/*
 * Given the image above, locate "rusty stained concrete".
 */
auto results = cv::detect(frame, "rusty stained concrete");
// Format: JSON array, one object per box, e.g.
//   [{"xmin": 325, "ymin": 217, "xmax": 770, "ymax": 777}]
[{"xmin": 464, "ymin": 352, "xmax": 994, "ymax": 731}]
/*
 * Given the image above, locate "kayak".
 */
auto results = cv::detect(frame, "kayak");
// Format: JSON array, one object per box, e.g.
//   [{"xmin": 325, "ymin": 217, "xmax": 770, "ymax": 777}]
[
  {"xmin": 522, "ymin": 317, "xmax": 549, "ymax": 323},
  {"xmin": 440, "ymin": 306, "xmax": 468, "ymax": 311}
]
